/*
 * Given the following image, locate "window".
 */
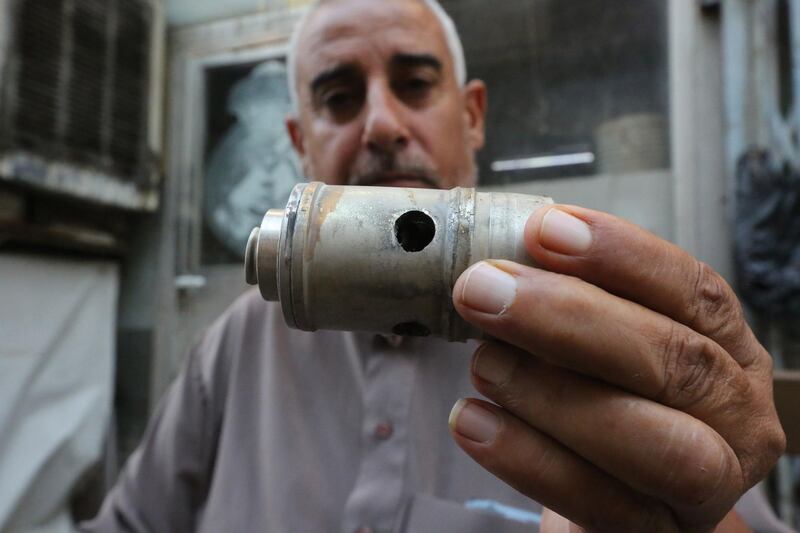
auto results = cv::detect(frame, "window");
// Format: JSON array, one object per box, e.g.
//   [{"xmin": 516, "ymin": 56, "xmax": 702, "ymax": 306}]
[{"xmin": 441, "ymin": 0, "xmax": 670, "ymax": 184}]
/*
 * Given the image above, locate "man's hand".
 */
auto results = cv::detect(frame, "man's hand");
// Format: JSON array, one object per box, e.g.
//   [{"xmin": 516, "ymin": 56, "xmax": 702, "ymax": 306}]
[
  {"xmin": 449, "ymin": 205, "xmax": 786, "ymax": 532},
  {"xmin": 540, "ymin": 507, "xmax": 753, "ymax": 532}
]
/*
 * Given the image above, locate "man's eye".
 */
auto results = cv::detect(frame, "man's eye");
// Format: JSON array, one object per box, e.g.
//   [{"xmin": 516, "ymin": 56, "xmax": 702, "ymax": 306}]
[
  {"xmin": 395, "ymin": 76, "xmax": 435, "ymax": 102},
  {"xmin": 325, "ymin": 91, "xmax": 350, "ymax": 107},
  {"xmin": 403, "ymin": 78, "xmax": 432, "ymax": 93},
  {"xmin": 320, "ymin": 89, "xmax": 363, "ymax": 119},
  {"xmin": 322, "ymin": 90, "xmax": 356, "ymax": 109}
]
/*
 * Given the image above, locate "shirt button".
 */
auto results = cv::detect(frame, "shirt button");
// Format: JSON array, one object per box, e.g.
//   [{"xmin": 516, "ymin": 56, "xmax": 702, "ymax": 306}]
[
  {"xmin": 374, "ymin": 421, "xmax": 393, "ymax": 440},
  {"xmin": 385, "ymin": 334, "xmax": 404, "ymax": 348},
  {"xmin": 353, "ymin": 527, "xmax": 373, "ymax": 533}
]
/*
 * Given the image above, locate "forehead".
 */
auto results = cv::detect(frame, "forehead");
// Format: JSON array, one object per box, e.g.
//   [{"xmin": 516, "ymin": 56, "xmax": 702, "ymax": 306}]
[{"xmin": 297, "ymin": 0, "xmax": 452, "ymax": 81}]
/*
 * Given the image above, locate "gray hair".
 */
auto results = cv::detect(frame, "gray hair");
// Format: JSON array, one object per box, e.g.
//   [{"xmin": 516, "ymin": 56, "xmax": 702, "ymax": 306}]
[{"xmin": 286, "ymin": 0, "xmax": 467, "ymax": 113}]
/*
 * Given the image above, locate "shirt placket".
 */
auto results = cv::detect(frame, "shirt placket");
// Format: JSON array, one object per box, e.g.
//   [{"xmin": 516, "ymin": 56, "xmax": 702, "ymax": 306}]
[{"xmin": 341, "ymin": 336, "xmax": 417, "ymax": 533}]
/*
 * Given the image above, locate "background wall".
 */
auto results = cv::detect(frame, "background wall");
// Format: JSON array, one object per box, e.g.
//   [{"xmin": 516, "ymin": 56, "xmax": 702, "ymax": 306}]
[{"xmin": 167, "ymin": 0, "xmax": 310, "ymax": 26}]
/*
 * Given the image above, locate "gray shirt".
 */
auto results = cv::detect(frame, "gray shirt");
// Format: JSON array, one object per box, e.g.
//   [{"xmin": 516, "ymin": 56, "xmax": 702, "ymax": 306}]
[
  {"xmin": 84, "ymin": 290, "xmax": 789, "ymax": 533},
  {"xmin": 84, "ymin": 290, "xmax": 543, "ymax": 533}
]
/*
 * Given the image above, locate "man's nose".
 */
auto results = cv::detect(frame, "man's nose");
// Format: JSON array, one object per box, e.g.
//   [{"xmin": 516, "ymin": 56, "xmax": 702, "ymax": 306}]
[{"xmin": 362, "ymin": 83, "xmax": 410, "ymax": 154}]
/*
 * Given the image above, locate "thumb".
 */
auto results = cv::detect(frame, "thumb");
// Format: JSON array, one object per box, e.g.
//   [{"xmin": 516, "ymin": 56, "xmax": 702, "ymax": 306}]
[{"xmin": 540, "ymin": 507, "xmax": 584, "ymax": 533}]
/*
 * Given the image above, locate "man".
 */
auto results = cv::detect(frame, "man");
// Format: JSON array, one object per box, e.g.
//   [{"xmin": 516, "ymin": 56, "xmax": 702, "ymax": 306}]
[{"xmin": 86, "ymin": 0, "xmax": 786, "ymax": 531}]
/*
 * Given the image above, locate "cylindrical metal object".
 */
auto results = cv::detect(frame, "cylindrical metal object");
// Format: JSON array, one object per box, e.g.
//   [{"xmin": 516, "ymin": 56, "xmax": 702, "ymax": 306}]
[{"xmin": 245, "ymin": 182, "xmax": 552, "ymax": 341}]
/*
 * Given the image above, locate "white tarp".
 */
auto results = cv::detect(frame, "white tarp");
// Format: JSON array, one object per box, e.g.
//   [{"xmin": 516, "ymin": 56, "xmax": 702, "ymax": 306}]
[{"xmin": 0, "ymin": 253, "xmax": 117, "ymax": 532}]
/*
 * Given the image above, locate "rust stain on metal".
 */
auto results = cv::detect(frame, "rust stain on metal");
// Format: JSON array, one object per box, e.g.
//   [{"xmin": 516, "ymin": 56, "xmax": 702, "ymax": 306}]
[
  {"xmin": 245, "ymin": 182, "xmax": 553, "ymax": 340},
  {"xmin": 304, "ymin": 187, "xmax": 343, "ymax": 263}
]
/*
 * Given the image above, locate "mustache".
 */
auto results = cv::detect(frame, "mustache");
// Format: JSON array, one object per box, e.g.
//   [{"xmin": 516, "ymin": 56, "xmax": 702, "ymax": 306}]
[{"xmin": 348, "ymin": 153, "xmax": 439, "ymax": 188}]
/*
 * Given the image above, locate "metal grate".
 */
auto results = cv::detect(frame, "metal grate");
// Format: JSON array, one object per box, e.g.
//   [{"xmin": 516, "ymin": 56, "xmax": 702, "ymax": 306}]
[
  {"xmin": 12, "ymin": 0, "xmax": 64, "ymax": 149},
  {"xmin": 2, "ymin": 0, "xmax": 155, "ymax": 187}
]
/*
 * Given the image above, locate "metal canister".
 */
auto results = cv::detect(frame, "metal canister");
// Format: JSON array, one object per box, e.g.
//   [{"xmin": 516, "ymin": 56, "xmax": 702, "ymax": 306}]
[{"xmin": 245, "ymin": 182, "xmax": 552, "ymax": 341}]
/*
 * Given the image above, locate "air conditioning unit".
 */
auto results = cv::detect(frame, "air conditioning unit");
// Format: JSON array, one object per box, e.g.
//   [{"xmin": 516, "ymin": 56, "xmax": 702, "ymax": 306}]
[{"xmin": 0, "ymin": 0, "xmax": 164, "ymax": 211}]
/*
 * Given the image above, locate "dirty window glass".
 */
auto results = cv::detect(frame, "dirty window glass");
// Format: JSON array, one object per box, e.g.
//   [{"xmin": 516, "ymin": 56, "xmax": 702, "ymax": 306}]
[{"xmin": 440, "ymin": 0, "xmax": 670, "ymax": 184}]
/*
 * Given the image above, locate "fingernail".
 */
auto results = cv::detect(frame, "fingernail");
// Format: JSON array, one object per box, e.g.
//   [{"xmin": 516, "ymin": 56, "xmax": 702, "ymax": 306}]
[
  {"xmin": 540, "ymin": 208, "xmax": 593, "ymax": 255},
  {"xmin": 449, "ymin": 399, "xmax": 500, "ymax": 443},
  {"xmin": 460, "ymin": 261, "xmax": 517, "ymax": 314},
  {"xmin": 473, "ymin": 344, "xmax": 518, "ymax": 386}
]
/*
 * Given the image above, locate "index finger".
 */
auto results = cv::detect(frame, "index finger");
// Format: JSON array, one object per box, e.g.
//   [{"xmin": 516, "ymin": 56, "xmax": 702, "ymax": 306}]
[{"xmin": 524, "ymin": 205, "xmax": 763, "ymax": 370}]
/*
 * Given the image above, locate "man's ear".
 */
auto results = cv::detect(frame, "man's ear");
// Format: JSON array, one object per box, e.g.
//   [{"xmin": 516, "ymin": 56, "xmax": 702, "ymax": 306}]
[
  {"xmin": 286, "ymin": 115, "xmax": 306, "ymax": 157},
  {"xmin": 462, "ymin": 79, "xmax": 487, "ymax": 151}
]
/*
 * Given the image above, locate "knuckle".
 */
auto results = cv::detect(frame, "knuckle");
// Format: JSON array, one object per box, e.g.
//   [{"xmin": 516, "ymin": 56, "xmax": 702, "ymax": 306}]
[
  {"xmin": 518, "ymin": 444, "xmax": 559, "ymax": 492},
  {"xmin": 762, "ymin": 424, "xmax": 787, "ymax": 466},
  {"xmin": 534, "ymin": 364, "xmax": 575, "ymax": 424},
  {"xmin": 688, "ymin": 261, "xmax": 743, "ymax": 338},
  {"xmin": 735, "ymin": 414, "xmax": 786, "ymax": 487},
  {"xmin": 496, "ymin": 437, "xmax": 561, "ymax": 505},
  {"xmin": 670, "ymin": 462, "xmax": 725, "ymax": 509},
  {"xmin": 763, "ymin": 351, "xmax": 775, "ymax": 373},
  {"xmin": 661, "ymin": 430, "xmax": 733, "ymax": 508},
  {"xmin": 658, "ymin": 324, "xmax": 724, "ymax": 409},
  {"xmin": 755, "ymin": 342, "xmax": 777, "ymax": 374}
]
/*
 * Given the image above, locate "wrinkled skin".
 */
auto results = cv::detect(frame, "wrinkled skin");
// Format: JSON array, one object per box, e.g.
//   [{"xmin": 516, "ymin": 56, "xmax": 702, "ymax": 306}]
[
  {"xmin": 450, "ymin": 206, "xmax": 785, "ymax": 531},
  {"xmin": 286, "ymin": 1, "xmax": 785, "ymax": 531}
]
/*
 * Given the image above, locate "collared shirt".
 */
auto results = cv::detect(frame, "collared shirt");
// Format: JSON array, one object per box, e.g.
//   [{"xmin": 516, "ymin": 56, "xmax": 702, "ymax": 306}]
[
  {"xmin": 84, "ymin": 290, "xmax": 542, "ymax": 533},
  {"xmin": 83, "ymin": 290, "xmax": 787, "ymax": 533}
]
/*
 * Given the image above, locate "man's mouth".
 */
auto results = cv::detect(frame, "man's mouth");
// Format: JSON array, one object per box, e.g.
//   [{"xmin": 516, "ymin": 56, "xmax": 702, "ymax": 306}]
[{"xmin": 354, "ymin": 172, "xmax": 438, "ymax": 189}]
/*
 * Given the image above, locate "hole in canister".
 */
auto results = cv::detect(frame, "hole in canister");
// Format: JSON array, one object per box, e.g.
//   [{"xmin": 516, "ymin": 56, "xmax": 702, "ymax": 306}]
[
  {"xmin": 394, "ymin": 210, "xmax": 435, "ymax": 252},
  {"xmin": 392, "ymin": 321, "xmax": 431, "ymax": 337}
]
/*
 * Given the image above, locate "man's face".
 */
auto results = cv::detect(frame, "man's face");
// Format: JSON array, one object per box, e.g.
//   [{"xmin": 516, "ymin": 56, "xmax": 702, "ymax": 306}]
[{"xmin": 286, "ymin": 0, "xmax": 486, "ymax": 189}]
